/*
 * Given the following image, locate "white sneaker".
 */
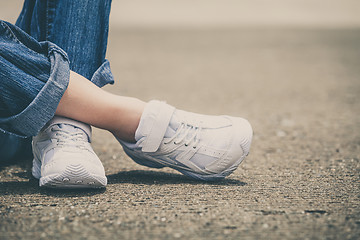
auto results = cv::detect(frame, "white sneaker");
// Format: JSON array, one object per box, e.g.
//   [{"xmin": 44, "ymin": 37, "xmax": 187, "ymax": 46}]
[
  {"xmin": 32, "ymin": 116, "xmax": 107, "ymax": 188},
  {"xmin": 118, "ymin": 100, "xmax": 253, "ymax": 181}
]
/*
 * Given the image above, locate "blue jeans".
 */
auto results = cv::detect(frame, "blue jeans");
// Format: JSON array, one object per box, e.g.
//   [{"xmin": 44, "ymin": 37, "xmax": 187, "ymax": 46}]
[{"xmin": 0, "ymin": 0, "xmax": 113, "ymax": 162}]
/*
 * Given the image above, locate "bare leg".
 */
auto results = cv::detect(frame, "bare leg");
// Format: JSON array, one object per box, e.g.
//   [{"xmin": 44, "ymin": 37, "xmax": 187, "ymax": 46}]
[{"xmin": 56, "ymin": 71, "xmax": 145, "ymax": 143}]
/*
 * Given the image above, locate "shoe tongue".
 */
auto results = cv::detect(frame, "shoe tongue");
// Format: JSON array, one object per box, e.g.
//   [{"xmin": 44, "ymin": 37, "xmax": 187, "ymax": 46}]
[
  {"xmin": 57, "ymin": 123, "xmax": 78, "ymax": 132},
  {"xmin": 56, "ymin": 124, "xmax": 88, "ymax": 141},
  {"xmin": 164, "ymin": 112, "xmax": 181, "ymax": 138}
]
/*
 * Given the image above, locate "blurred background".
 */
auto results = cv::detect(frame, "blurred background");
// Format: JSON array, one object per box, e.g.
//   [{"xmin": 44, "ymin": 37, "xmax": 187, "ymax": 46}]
[
  {"xmin": 110, "ymin": 0, "xmax": 360, "ymax": 29},
  {"xmin": 2, "ymin": 0, "xmax": 360, "ymax": 28}
]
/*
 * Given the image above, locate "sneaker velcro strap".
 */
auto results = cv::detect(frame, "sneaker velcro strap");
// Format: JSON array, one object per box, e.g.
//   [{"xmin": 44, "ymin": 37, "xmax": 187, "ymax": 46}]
[{"xmin": 141, "ymin": 101, "xmax": 175, "ymax": 152}]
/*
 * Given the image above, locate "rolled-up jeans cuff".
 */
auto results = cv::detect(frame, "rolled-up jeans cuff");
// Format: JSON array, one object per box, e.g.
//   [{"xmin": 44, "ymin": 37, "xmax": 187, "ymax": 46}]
[
  {"xmin": 0, "ymin": 42, "xmax": 70, "ymax": 138},
  {"xmin": 91, "ymin": 59, "xmax": 114, "ymax": 88}
]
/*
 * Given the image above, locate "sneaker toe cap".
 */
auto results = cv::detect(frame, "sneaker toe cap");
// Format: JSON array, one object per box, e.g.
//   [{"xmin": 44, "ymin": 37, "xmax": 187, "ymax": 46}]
[
  {"xmin": 42, "ymin": 152, "xmax": 105, "ymax": 178},
  {"xmin": 232, "ymin": 117, "xmax": 253, "ymax": 155},
  {"xmin": 204, "ymin": 117, "xmax": 253, "ymax": 174}
]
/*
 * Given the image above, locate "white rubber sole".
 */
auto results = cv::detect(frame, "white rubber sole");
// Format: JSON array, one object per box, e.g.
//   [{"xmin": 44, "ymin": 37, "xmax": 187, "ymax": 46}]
[
  {"xmin": 177, "ymin": 152, "xmax": 248, "ymax": 181},
  {"xmin": 33, "ymin": 159, "xmax": 107, "ymax": 189},
  {"xmin": 122, "ymin": 145, "xmax": 249, "ymax": 181}
]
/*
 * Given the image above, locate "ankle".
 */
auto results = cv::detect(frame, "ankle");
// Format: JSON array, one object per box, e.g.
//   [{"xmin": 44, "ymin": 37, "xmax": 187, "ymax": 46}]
[{"xmin": 110, "ymin": 97, "xmax": 146, "ymax": 143}]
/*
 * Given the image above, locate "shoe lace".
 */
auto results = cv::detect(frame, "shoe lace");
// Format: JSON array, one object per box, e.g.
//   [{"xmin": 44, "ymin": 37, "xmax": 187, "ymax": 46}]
[
  {"xmin": 51, "ymin": 125, "xmax": 88, "ymax": 149},
  {"xmin": 164, "ymin": 122, "xmax": 202, "ymax": 148}
]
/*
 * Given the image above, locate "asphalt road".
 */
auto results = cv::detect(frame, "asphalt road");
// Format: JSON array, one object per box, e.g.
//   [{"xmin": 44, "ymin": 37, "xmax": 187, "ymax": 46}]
[{"xmin": 1, "ymin": 28, "xmax": 359, "ymax": 239}]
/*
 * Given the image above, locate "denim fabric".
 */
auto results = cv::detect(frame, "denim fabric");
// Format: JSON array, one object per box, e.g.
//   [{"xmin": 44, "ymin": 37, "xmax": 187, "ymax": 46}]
[
  {"xmin": 0, "ymin": 130, "xmax": 32, "ymax": 162},
  {"xmin": 0, "ymin": 0, "xmax": 114, "ymax": 161},
  {"xmin": 16, "ymin": 0, "xmax": 114, "ymax": 86},
  {"xmin": 0, "ymin": 20, "xmax": 70, "ymax": 137}
]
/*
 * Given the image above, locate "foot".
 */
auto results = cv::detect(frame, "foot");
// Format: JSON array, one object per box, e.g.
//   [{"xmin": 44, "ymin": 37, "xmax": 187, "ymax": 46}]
[
  {"xmin": 118, "ymin": 100, "xmax": 253, "ymax": 181},
  {"xmin": 32, "ymin": 116, "xmax": 107, "ymax": 188}
]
